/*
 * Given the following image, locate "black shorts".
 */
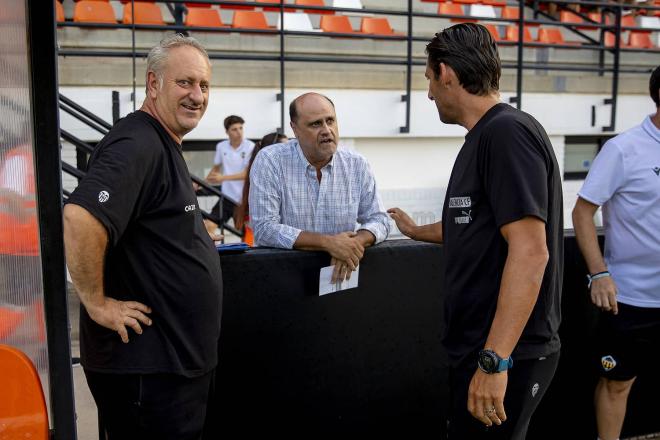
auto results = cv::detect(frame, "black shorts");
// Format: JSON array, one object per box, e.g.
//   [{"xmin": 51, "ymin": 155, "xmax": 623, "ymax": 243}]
[
  {"xmin": 447, "ymin": 351, "xmax": 559, "ymax": 440},
  {"xmin": 85, "ymin": 369, "xmax": 215, "ymax": 440},
  {"xmin": 597, "ymin": 302, "xmax": 660, "ymax": 381}
]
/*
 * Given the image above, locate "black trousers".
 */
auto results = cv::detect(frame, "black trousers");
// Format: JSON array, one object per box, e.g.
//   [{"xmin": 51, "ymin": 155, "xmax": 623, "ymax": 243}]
[
  {"xmin": 447, "ymin": 351, "xmax": 559, "ymax": 440},
  {"xmin": 85, "ymin": 369, "xmax": 215, "ymax": 440}
]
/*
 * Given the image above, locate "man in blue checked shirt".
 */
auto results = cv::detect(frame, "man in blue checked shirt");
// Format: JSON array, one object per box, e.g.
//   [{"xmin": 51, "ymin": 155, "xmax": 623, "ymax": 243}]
[{"xmin": 249, "ymin": 92, "xmax": 390, "ymax": 282}]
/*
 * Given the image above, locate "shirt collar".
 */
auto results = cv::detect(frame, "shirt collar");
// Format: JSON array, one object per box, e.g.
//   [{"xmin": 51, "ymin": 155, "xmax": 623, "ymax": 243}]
[
  {"xmin": 642, "ymin": 115, "xmax": 660, "ymax": 144},
  {"xmin": 292, "ymin": 139, "xmax": 335, "ymax": 171}
]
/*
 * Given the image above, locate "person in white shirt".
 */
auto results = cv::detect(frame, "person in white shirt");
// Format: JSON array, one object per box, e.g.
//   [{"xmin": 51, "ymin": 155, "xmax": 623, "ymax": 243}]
[
  {"xmin": 573, "ymin": 65, "xmax": 660, "ymax": 440},
  {"xmin": 206, "ymin": 115, "xmax": 255, "ymax": 225}
]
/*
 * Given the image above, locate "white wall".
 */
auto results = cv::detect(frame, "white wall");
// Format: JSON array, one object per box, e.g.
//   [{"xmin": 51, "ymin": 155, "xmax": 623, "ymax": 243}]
[
  {"xmin": 58, "ymin": 87, "xmax": 656, "ymax": 141},
  {"xmin": 59, "ymin": 86, "xmax": 650, "ymax": 231}
]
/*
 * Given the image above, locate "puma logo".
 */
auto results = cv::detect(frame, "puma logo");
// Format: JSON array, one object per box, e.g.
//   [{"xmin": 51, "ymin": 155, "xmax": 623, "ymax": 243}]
[{"xmin": 653, "ymin": 167, "xmax": 660, "ymax": 176}]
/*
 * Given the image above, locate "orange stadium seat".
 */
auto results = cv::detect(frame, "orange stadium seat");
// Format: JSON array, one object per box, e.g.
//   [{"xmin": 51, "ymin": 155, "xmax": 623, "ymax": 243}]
[
  {"xmin": 296, "ymin": 0, "xmax": 334, "ymax": 14},
  {"xmin": 452, "ymin": 0, "xmax": 478, "ymax": 4},
  {"xmin": 73, "ymin": 1, "xmax": 117, "ymax": 23},
  {"xmin": 0, "ymin": 345, "xmax": 48, "ymax": 440},
  {"xmin": 537, "ymin": 27, "xmax": 565, "ymax": 44},
  {"xmin": 505, "ymin": 25, "xmax": 533, "ymax": 42},
  {"xmin": 220, "ymin": 0, "xmax": 256, "ymax": 10},
  {"xmin": 185, "ymin": 8, "xmax": 224, "ymax": 27},
  {"xmin": 482, "ymin": 0, "xmax": 507, "ymax": 7},
  {"xmin": 360, "ymin": 17, "xmax": 398, "ymax": 35},
  {"xmin": 502, "ymin": 6, "xmax": 539, "ymax": 27},
  {"xmin": 484, "ymin": 24, "xmax": 500, "ymax": 41},
  {"xmin": 256, "ymin": 0, "xmax": 294, "ymax": 11},
  {"xmin": 123, "ymin": 2, "xmax": 165, "ymax": 25},
  {"xmin": 628, "ymin": 31, "xmax": 654, "ymax": 48},
  {"xmin": 56, "ymin": 0, "xmax": 65, "ymax": 22},
  {"xmin": 438, "ymin": 3, "xmax": 474, "ymax": 23},
  {"xmin": 320, "ymin": 15, "xmax": 355, "ymax": 33},
  {"xmin": 604, "ymin": 31, "xmax": 623, "ymax": 47},
  {"xmin": 185, "ymin": 2, "xmax": 212, "ymax": 7},
  {"xmin": 232, "ymin": 10, "xmax": 270, "ymax": 29}
]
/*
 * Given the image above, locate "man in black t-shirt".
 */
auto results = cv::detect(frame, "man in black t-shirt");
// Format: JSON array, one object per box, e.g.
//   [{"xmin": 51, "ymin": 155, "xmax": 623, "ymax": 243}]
[
  {"xmin": 388, "ymin": 23, "xmax": 563, "ymax": 440},
  {"xmin": 63, "ymin": 35, "xmax": 222, "ymax": 440}
]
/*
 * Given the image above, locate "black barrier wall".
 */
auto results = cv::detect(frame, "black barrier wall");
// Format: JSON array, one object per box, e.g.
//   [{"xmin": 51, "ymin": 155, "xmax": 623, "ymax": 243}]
[{"xmin": 213, "ymin": 237, "xmax": 658, "ymax": 438}]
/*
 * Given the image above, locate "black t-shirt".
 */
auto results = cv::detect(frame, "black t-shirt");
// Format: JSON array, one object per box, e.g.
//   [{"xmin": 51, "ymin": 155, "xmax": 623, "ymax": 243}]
[
  {"xmin": 68, "ymin": 111, "xmax": 222, "ymax": 377},
  {"xmin": 441, "ymin": 103, "xmax": 563, "ymax": 367}
]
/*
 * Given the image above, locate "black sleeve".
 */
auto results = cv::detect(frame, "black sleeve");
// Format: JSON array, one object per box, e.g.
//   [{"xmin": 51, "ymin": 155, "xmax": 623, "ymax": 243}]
[
  {"xmin": 481, "ymin": 119, "xmax": 549, "ymax": 228},
  {"xmin": 67, "ymin": 135, "xmax": 159, "ymax": 246}
]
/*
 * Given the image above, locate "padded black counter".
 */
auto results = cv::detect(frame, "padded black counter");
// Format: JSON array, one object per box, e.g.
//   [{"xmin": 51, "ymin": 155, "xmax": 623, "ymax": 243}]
[{"xmin": 212, "ymin": 238, "xmax": 657, "ymax": 438}]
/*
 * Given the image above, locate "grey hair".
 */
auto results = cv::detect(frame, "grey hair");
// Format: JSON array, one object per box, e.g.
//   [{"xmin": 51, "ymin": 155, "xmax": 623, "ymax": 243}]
[{"xmin": 145, "ymin": 33, "xmax": 210, "ymax": 90}]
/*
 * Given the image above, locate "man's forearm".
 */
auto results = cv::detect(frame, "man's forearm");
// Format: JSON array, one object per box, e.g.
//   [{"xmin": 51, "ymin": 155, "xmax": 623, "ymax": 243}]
[
  {"xmin": 413, "ymin": 221, "xmax": 443, "ymax": 243},
  {"xmin": 573, "ymin": 200, "xmax": 607, "ymax": 274},
  {"xmin": 485, "ymin": 219, "xmax": 549, "ymax": 358},
  {"xmin": 63, "ymin": 204, "xmax": 108, "ymax": 310},
  {"xmin": 485, "ymin": 245, "xmax": 548, "ymax": 357},
  {"xmin": 293, "ymin": 231, "xmax": 330, "ymax": 252},
  {"xmin": 355, "ymin": 229, "xmax": 376, "ymax": 248}
]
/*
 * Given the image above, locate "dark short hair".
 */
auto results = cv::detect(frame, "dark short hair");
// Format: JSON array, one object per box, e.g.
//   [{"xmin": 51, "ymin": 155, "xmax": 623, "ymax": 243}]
[
  {"xmin": 651, "ymin": 65, "xmax": 660, "ymax": 107},
  {"xmin": 224, "ymin": 115, "xmax": 244, "ymax": 130},
  {"xmin": 289, "ymin": 93, "xmax": 335, "ymax": 123},
  {"xmin": 426, "ymin": 23, "xmax": 501, "ymax": 96}
]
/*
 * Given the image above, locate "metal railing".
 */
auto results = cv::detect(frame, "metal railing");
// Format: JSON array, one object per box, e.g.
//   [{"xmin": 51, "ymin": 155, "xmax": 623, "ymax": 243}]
[{"xmin": 56, "ymin": 0, "xmax": 659, "ymax": 132}]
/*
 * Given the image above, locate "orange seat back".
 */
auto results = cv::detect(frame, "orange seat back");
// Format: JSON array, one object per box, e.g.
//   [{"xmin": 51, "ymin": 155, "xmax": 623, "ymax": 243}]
[
  {"xmin": 482, "ymin": 0, "xmax": 506, "ymax": 7},
  {"xmin": 438, "ymin": 3, "xmax": 474, "ymax": 23},
  {"xmin": 0, "ymin": 345, "xmax": 48, "ymax": 440},
  {"xmin": 320, "ymin": 15, "xmax": 353, "ymax": 33},
  {"xmin": 502, "ymin": 6, "xmax": 519, "ymax": 20},
  {"xmin": 505, "ymin": 25, "xmax": 533, "ymax": 42},
  {"xmin": 361, "ymin": 17, "xmax": 395, "ymax": 35},
  {"xmin": 484, "ymin": 24, "xmax": 500, "ymax": 41},
  {"xmin": 628, "ymin": 31, "xmax": 654, "ymax": 48},
  {"xmin": 123, "ymin": 2, "xmax": 164, "ymax": 25},
  {"xmin": 537, "ymin": 27, "xmax": 564, "ymax": 44},
  {"xmin": 185, "ymin": 8, "xmax": 223, "ymax": 27},
  {"xmin": 55, "ymin": 0, "xmax": 65, "ymax": 22},
  {"xmin": 74, "ymin": 0, "xmax": 117, "ymax": 23},
  {"xmin": 232, "ymin": 10, "xmax": 269, "ymax": 28},
  {"xmin": 185, "ymin": 2, "xmax": 212, "ymax": 7},
  {"xmin": 296, "ymin": 0, "xmax": 334, "ymax": 14}
]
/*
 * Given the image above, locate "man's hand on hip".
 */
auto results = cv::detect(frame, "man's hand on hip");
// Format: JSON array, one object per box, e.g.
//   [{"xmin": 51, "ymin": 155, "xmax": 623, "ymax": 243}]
[
  {"xmin": 590, "ymin": 276, "xmax": 619, "ymax": 314},
  {"xmin": 86, "ymin": 298, "xmax": 152, "ymax": 343},
  {"xmin": 467, "ymin": 369, "xmax": 508, "ymax": 427}
]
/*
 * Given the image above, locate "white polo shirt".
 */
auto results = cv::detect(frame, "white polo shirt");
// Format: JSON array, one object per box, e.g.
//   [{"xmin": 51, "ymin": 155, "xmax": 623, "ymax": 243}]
[
  {"xmin": 213, "ymin": 138, "xmax": 255, "ymax": 204},
  {"xmin": 578, "ymin": 115, "xmax": 660, "ymax": 308}
]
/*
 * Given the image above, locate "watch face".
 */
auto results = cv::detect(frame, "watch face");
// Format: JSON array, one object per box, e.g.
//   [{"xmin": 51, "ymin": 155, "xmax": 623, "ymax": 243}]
[{"xmin": 480, "ymin": 353, "xmax": 496, "ymax": 372}]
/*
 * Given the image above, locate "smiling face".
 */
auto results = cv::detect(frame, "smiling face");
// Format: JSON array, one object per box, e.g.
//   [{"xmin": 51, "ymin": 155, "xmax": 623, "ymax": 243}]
[
  {"xmin": 290, "ymin": 94, "xmax": 338, "ymax": 169},
  {"xmin": 148, "ymin": 45, "xmax": 211, "ymax": 142}
]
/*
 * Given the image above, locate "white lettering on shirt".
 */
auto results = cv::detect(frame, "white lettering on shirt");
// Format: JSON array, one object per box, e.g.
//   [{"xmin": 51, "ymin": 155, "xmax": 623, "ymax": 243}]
[{"xmin": 449, "ymin": 196, "xmax": 471, "ymax": 208}]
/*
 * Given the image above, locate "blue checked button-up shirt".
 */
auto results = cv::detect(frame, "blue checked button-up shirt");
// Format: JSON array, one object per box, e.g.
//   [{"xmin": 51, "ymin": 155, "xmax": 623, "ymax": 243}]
[{"xmin": 249, "ymin": 139, "xmax": 390, "ymax": 249}]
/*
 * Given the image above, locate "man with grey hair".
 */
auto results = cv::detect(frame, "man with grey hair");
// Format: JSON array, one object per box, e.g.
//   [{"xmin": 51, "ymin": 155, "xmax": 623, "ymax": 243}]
[
  {"xmin": 249, "ymin": 92, "xmax": 389, "ymax": 282},
  {"xmin": 63, "ymin": 34, "xmax": 221, "ymax": 439}
]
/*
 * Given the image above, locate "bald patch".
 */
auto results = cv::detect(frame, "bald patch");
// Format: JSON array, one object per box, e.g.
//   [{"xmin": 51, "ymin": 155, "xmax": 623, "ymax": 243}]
[{"xmin": 289, "ymin": 92, "xmax": 335, "ymax": 123}]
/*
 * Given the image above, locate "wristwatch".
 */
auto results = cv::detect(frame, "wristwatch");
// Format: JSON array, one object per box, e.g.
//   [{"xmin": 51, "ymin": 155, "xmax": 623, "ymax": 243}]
[{"xmin": 477, "ymin": 349, "xmax": 513, "ymax": 374}]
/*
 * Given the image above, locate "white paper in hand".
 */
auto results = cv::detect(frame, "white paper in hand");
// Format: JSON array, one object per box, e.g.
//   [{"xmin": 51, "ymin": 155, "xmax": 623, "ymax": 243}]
[{"xmin": 319, "ymin": 265, "xmax": 359, "ymax": 296}]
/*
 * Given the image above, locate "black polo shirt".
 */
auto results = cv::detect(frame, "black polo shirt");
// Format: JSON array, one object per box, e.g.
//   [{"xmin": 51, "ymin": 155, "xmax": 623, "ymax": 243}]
[
  {"xmin": 441, "ymin": 103, "xmax": 563, "ymax": 367},
  {"xmin": 68, "ymin": 111, "xmax": 222, "ymax": 377}
]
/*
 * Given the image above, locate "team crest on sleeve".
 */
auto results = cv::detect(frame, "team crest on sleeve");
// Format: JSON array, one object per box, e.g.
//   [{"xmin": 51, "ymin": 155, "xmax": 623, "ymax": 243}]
[
  {"xmin": 98, "ymin": 190, "xmax": 110, "ymax": 203},
  {"xmin": 601, "ymin": 355, "xmax": 617, "ymax": 371}
]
